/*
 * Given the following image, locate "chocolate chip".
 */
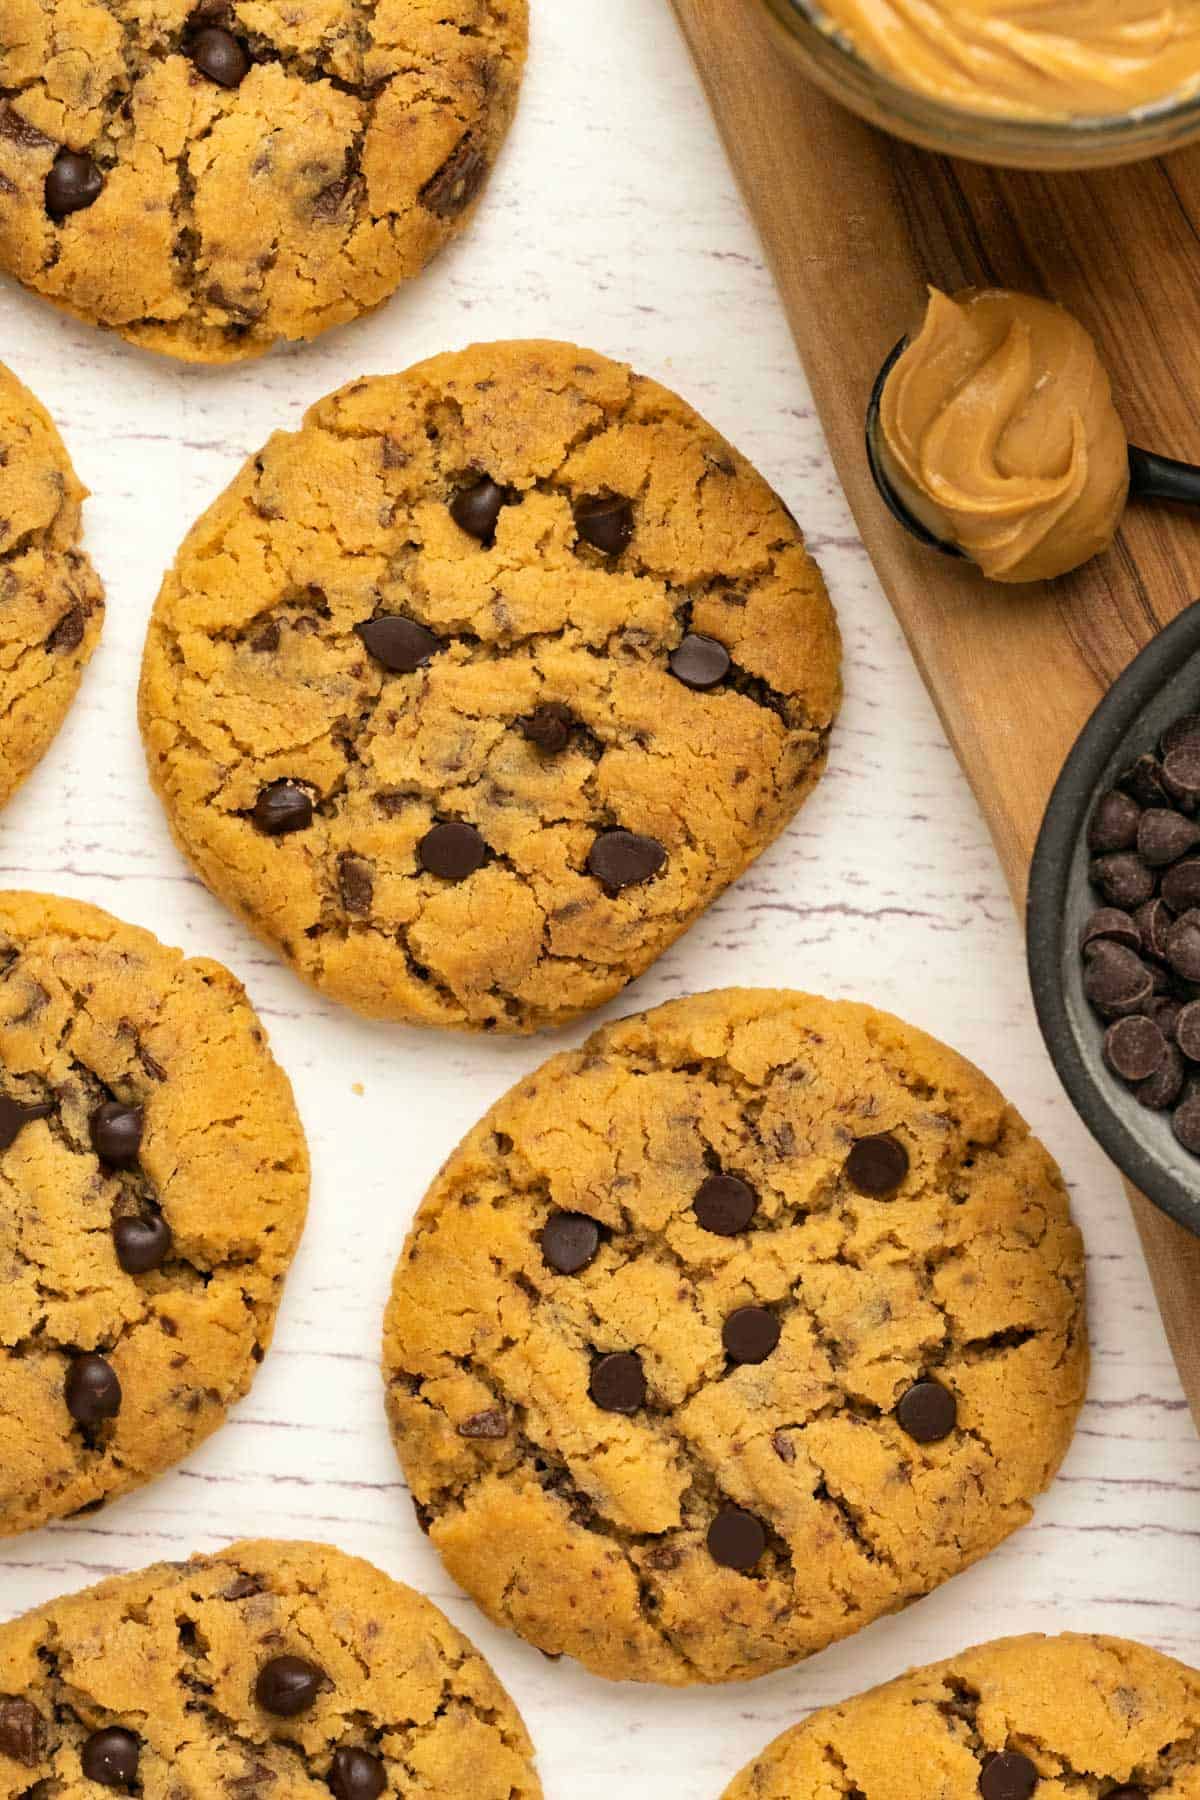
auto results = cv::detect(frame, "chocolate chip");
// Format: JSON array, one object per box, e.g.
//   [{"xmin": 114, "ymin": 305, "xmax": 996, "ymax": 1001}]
[
  {"xmin": 1177, "ymin": 1000, "xmax": 1200, "ymax": 1062},
  {"xmin": 574, "ymin": 494, "xmax": 634, "ymax": 556},
  {"xmin": 693, "ymin": 1173, "xmax": 758, "ymax": 1235},
  {"xmin": 895, "ymin": 1378, "xmax": 957, "ymax": 1443},
  {"xmin": 450, "ymin": 475, "xmax": 506, "ymax": 541},
  {"xmin": 706, "ymin": 1507, "xmax": 766, "ymax": 1571},
  {"xmin": 1162, "ymin": 743, "xmax": 1200, "ymax": 806},
  {"xmin": 1134, "ymin": 897, "xmax": 1174, "ymax": 961},
  {"xmin": 45, "ymin": 149, "xmax": 103, "ymax": 219},
  {"xmin": 420, "ymin": 135, "xmax": 487, "ymax": 218},
  {"xmin": 1137, "ymin": 1043, "xmax": 1184, "ymax": 1110},
  {"xmin": 587, "ymin": 829, "xmax": 666, "ymax": 890},
  {"xmin": 541, "ymin": 1211, "xmax": 601, "ymax": 1274},
  {"xmin": 1167, "ymin": 909, "xmax": 1200, "ymax": 981},
  {"xmin": 252, "ymin": 781, "xmax": 313, "ymax": 836},
  {"xmin": 0, "ymin": 1094, "xmax": 52, "ymax": 1151},
  {"xmin": 418, "ymin": 821, "xmax": 486, "ymax": 880},
  {"xmin": 338, "ymin": 853, "xmax": 373, "ymax": 915},
  {"xmin": 1162, "ymin": 858, "xmax": 1200, "ymax": 911},
  {"xmin": 722, "ymin": 1307, "xmax": 780, "ymax": 1364},
  {"xmin": 1173, "ymin": 1085, "xmax": 1200, "ymax": 1153},
  {"xmin": 978, "ymin": 1751, "xmax": 1038, "ymax": 1800},
  {"xmin": 190, "ymin": 26, "xmax": 250, "ymax": 85},
  {"xmin": 1119, "ymin": 754, "xmax": 1170, "ymax": 808},
  {"xmin": 1138, "ymin": 808, "xmax": 1200, "ymax": 866},
  {"xmin": 329, "ymin": 1748, "xmax": 387, "ymax": 1800},
  {"xmin": 0, "ymin": 1698, "xmax": 43, "ymax": 1767},
  {"xmin": 1087, "ymin": 788, "xmax": 1140, "ymax": 853},
  {"xmin": 355, "ymin": 616, "xmax": 442, "ymax": 674},
  {"xmin": 1104, "ymin": 1015, "xmax": 1167, "ymax": 1082},
  {"xmin": 523, "ymin": 703, "xmax": 575, "ymax": 754},
  {"xmin": 457, "ymin": 1410, "xmax": 507, "ymax": 1440},
  {"xmin": 589, "ymin": 1351, "xmax": 646, "ymax": 1413},
  {"xmin": 255, "ymin": 1655, "xmax": 326, "ymax": 1717},
  {"xmin": 80, "ymin": 1728, "xmax": 140, "ymax": 1789},
  {"xmin": 1080, "ymin": 908, "xmax": 1140, "ymax": 953},
  {"xmin": 1144, "ymin": 994, "xmax": 1181, "ymax": 1038},
  {"xmin": 669, "ymin": 634, "xmax": 731, "ymax": 690},
  {"xmin": 845, "ymin": 1132, "xmax": 909, "ymax": 1196},
  {"xmin": 1106, "ymin": 1790, "xmax": 1147, "ymax": 1799},
  {"xmin": 90, "ymin": 1101, "xmax": 143, "ymax": 1167},
  {"xmin": 65, "ymin": 1353, "xmax": 121, "ymax": 1426},
  {"xmin": 1082, "ymin": 941, "xmax": 1153, "ymax": 1017},
  {"xmin": 113, "ymin": 1214, "xmax": 172, "ymax": 1274},
  {"xmin": 1090, "ymin": 852, "xmax": 1155, "ymax": 909},
  {"xmin": 47, "ymin": 605, "xmax": 85, "ymax": 653}
]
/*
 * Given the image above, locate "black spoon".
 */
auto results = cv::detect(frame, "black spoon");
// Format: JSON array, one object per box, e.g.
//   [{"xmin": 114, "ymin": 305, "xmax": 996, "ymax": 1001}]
[{"xmin": 866, "ymin": 335, "xmax": 1200, "ymax": 561}]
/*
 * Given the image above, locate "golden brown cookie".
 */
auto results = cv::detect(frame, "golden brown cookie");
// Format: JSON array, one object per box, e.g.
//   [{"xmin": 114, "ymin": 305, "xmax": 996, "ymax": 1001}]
[
  {"xmin": 0, "ymin": 892, "xmax": 308, "ymax": 1536},
  {"xmin": 721, "ymin": 1633, "xmax": 1200, "ymax": 1798},
  {"xmin": 382, "ymin": 989, "xmax": 1087, "ymax": 1685},
  {"xmin": 0, "ymin": 1, "xmax": 527, "ymax": 362},
  {"xmin": 139, "ymin": 342, "xmax": 842, "ymax": 1031},
  {"xmin": 0, "ymin": 1539, "xmax": 542, "ymax": 1797},
  {"xmin": 0, "ymin": 364, "xmax": 102, "ymax": 806}
]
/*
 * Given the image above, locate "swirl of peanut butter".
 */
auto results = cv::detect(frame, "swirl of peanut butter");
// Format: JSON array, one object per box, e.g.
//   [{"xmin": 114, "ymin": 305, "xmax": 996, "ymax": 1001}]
[
  {"xmin": 811, "ymin": 0, "xmax": 1200, "ymax": 120},
  {"xmin": 878, "ymin": 288, "xmax": 1129, "ymax": 583}
]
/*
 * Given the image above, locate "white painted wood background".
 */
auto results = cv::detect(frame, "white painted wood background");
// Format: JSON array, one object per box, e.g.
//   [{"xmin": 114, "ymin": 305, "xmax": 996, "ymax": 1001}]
[{"xmin": 1, "ymin": 3, "xmax": 1197, "ymax": 1795}]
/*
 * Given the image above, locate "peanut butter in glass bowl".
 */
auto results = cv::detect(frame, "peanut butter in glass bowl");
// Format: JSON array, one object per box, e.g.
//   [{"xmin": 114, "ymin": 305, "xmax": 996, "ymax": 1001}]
[{"xmin": 761, "ymin": 0, "xmax": 1200, "ymax": 167}]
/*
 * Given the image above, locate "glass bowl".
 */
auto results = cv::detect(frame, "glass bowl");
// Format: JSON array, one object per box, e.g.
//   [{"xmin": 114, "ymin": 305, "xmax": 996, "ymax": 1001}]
[{"xmin": 760, "ymin": 0, "xmax": 1200, "ymax": 170}]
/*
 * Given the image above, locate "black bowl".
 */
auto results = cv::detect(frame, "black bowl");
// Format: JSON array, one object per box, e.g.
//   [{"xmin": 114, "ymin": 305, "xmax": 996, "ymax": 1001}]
[{"xmin": 1028, "ymin": 600, "xmax": 1200, "ymax": 1237}]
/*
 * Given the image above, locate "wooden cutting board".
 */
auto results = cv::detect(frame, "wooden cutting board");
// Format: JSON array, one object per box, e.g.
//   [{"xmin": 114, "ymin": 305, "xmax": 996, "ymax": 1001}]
[{"xmin": 671, "ymin": 0, "xmax": 1200, "ymax": 1425}]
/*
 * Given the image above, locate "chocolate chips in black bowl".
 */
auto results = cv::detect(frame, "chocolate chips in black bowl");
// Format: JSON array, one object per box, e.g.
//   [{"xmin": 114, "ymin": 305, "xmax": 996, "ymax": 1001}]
[{"xmin": 1029, "ymin": 601, "xmax": 1200, "ymax": 1236}]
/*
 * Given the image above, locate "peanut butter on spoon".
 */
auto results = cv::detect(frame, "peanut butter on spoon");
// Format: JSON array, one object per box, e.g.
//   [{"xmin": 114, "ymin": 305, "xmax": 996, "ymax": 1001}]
[{"xmin": 878, "ymin": 287, "xmax": 1129, "ymax": 583}]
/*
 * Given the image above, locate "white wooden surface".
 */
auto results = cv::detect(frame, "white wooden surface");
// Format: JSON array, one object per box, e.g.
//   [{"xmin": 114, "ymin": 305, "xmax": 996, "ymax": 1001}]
[{"xmin": 1, "ymin": 4, "xmax": 1197, "ymax": 1795}]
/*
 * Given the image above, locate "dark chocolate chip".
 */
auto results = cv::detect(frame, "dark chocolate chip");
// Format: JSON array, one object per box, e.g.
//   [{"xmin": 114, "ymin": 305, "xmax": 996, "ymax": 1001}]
[
  {"xmin": 1087, "ymin": 788, "xmax": 1140, "ymax": 853},
  {"xmin": 420, "ymin": 135, "xmax": 487, "ymax": 218},
  {"xmin": 1119, "ymin": 754, "xmax": 1170, "ymax": 808},
  {"xmin": 329, "ymin": 1748, "xmax": 387, "ymax": 1800},
  {"xmin": 190, "ymin": 26, "xmax": 250, "ymax": 86},
  {"xmin": 1135, "ymin": 897, "xmax": 1174, "ymax": 961},
  {"xmin": 1143, "ymin": 994, "xmax": 1181, "ymax": 1038},
  {"xmin": 1173, "ymin": 1085, "xmax": 1200, "ymax": 1153},
  {"xmin": 0, "ymin": 1698, "xmax": 43, "ymax": 1767},
  {"xmin": 113, "ymin": 1214, "xmax": 172, "ymax": 1274},
  {"xmin": 706, "ymin": 1507, "xmax": 766, "ymax": 1571},
  {"xmin": 418, "ymin": 820, "xmax": 486, "ymax": 881},
  {"xmin": 255, "ymin": 1655, "xmax": 326, "ymax": 1717},
  {"xmin": 1177, "ymin": 1000, "xmax": 1200, "ymax": 1062},
  {"xmin": 1162, "ymin": 858, "xmax": 1200, "ymax": 912},
  {"xmin": 1167, "ymin": 909, "xmax": 1200, "ymax": 981},
  {"xmin": 693, "ymin": 1173, "xmax": 758, "ymax": 1236},
  {"xmin": 1136, "ymin": 1043, "xmax": 1184, "ymax": 1110},
  {"xmin": 45, "ymin": 149, "xmax": 103, "ymax": 220},
  {"xmin": 895, "ymin": 1378, "xmax": 957, "ymax": 1443},
  {"xmin": 1106, "ymin": 1790, "xmax": 1147, "ymax": 1799},
  {"xmin": 80, "ymin": 1728, "xmax": 140, "ymax": 1789},
  {"xmin": 1079, "ymin": 908, "xmax": 1140, "ymax": 953},
  {"xmin": 1138, "ymin": 808, "xmax": 1200, "ymax": 866},
  {"xmin": 47, "ymin": 605, "xmax": 85, "ymax": 654},
  {"xmin": 587, "ymin": 829, "xmax": 666, "ymax": 891},
  {"xmin": 355, "ymin": 616, "xmax": 442, "ymax": 674},
  {"xmin": 1082, "ymin": 941, "xmax": 1153, "ymax": 1017},
  {"xmin": 65, "ymin": 1353, "xmax": 121, "ymax": 1426},
  {"xmin": 1089, "ymin": 852, "xmax": 1155, "ymax": 909},
  {"xmin": 449, "ymin": 476, "xmax": 506, "ymax": 541},
  {"xmin": 1163, "ymin": 714, "xmax": 1200, "ymax": 756},
  {"xmin": 845, "ymin": 1132, "xmax": 909, "ymax": 1196},
  {"xmin": 589, "ymin": 1351, "xmax": 646, "ymax": 1413},
  {"xmin": 90, "ymin": 1101, "xmax": 144, "ymax": 1167},
  {"xmin": 541, "ymin": 1211, "xmax": 601, "ymax": 1274},
  {"xmin": 722, "ymin": 1306, "xmax": 780, "ymax": 1364},
  {"xmin": 0, "ymin": 1094, "xmax": 52, "ymax": 1151},
  {"xmin": 978, "ymin": 1751, "xmax": 1038, "ymax": 1800},
  {"xmin": 574, "ymin": 493, "xmax": 634, "ymax": 556},
  {"xmin": 338, "ymin": 853, "xmax": 374, "ymax": 915},
  {"xmin": 457, "ymin": 1409, "xmax": 507, "ymax": 1440},
  {"xmin": 1104, "ymin": 1016, "xmax": 1167, "ymax": 1082},
  {"xmin": 669, "ymin": 633, "xmax": 731, "ymax": 690},
  {"xmin": 1162, "ymin": 743, "xmax": 1200, "ymax": 806},
  {"xmin": 252, "ymin": 781, "xmax": 313, "ymax": 836},
  {"xmin": 523, "ymin": 703, "xmax": 575, "ymax": 754}
]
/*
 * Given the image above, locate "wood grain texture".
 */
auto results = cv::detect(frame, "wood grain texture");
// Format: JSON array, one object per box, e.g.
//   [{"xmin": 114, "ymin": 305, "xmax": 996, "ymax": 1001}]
[{"xmin": 671, "ymin": 0, "xmax": 1200, "ymax": 1429}]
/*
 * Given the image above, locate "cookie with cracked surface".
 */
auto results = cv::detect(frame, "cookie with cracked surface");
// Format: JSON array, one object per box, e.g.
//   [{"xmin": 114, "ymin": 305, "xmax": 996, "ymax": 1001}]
[
  {"xmin": 0, "ymin": 364, "xmax": 103, "ymax": 807},
  {"xmin": 721, "ymin": 1633, "xmax": 1200, "ymax": 1797},
  {"xmin": 0, "ymin": 892, "xmax": 308, "ymax": 1535},
  {"xmin": 0, "ymin": 1, "xmax": 526, "ymax": 362},
  {"xmin": 382, "ymin": 988, "xmax": 1087, "ymax": 1685},
  {"xmin": 138, "ymin": 341, "xmax": 842, "ymax": 1031},
  {"xmin": 0, "ymin": 1538, "xmax": 542, "ymax": 1797}
]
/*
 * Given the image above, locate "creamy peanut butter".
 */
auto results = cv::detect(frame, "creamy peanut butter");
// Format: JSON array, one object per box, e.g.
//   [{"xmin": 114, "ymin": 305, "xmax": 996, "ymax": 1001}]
[
  {"xmin": 811, "ymin": 0, "xmax": 1200, "ymax": 120},
  {"xmin": 878, "ymin": 287, "xmax": 1129, "ymax": 583}
]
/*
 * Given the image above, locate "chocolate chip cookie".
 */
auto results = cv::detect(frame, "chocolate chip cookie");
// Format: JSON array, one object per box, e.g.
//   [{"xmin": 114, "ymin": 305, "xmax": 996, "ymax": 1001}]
[
  {"xmin": 0, "ymin": 892, "xmax": 308, "ymax": 1535},
  {"xmin": 382, "ymin": 988, "xmax": 1087, "ymax": 1684},
  {"xmin": 139, "ymin": 342, "xmax": 842, "ymax": 1030},
  {"xmin": 0, "ymin": 364, "xmax": 102, "ymax": 807},
  {"xmin": 0, "ymin": 1, "xmax": 526, "ymax": 362},
  {"xmin": 0, "ymin": 1539, "xmax": 542, "ymax": 1796},
  {"xmin": 722, "ymin": 1634, "xmax": 1200, "ymax": 1798}
]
